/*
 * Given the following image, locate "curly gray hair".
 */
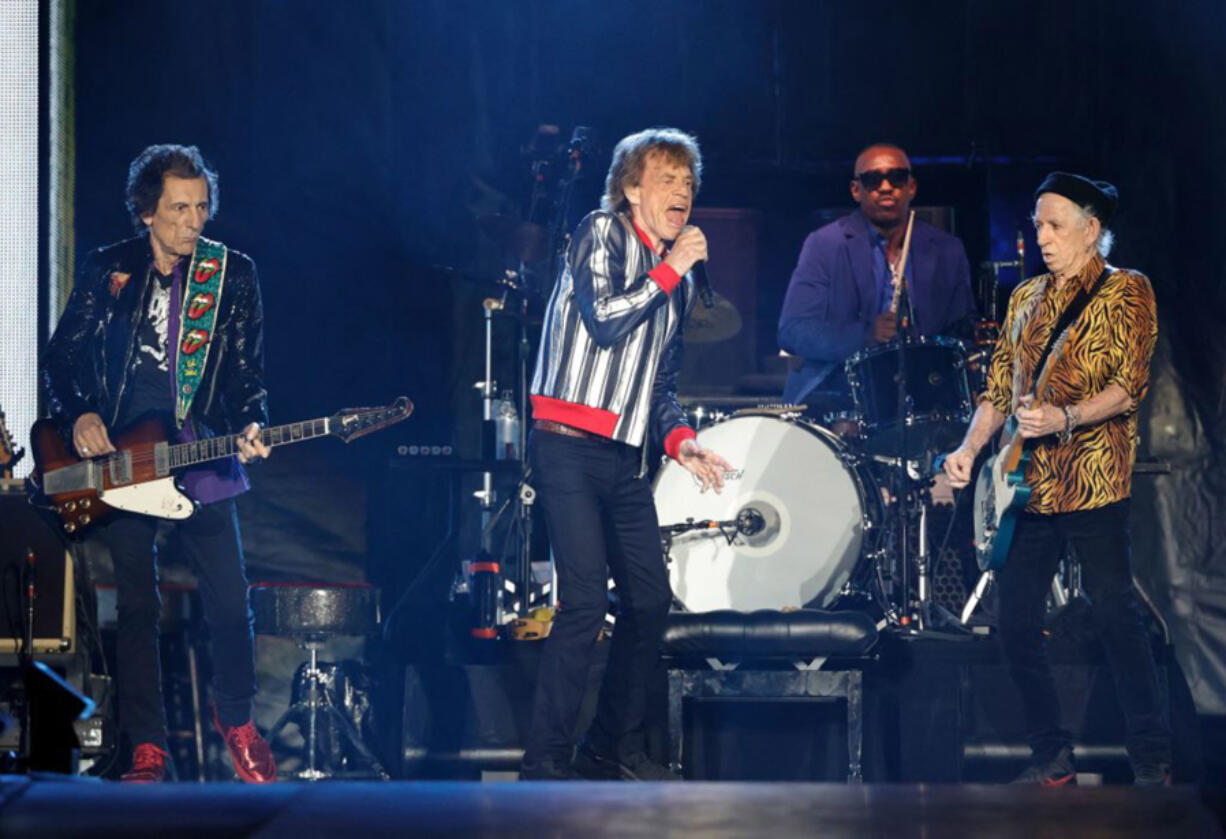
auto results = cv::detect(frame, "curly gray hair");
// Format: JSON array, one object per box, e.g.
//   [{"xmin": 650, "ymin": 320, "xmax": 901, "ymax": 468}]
[{"xmin": 601, "ymin": 127, "xmax": 702, "ymax": 214}]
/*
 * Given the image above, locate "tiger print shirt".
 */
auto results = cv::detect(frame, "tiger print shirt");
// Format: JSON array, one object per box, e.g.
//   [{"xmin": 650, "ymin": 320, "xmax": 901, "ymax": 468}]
[{"xmin": 982, "ymin": 253, "xmax": 1158, "ymax": 514}]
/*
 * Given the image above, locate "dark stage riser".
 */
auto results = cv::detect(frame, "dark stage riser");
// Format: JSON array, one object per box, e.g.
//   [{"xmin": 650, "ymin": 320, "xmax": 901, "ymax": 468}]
[
  {"xmin": 883, "ymin": 633, "xmax": 1199, "ymax": 784},
  {"xmin": 393, "ymin": 626, "xmax": 1197, "ymax": 783}
]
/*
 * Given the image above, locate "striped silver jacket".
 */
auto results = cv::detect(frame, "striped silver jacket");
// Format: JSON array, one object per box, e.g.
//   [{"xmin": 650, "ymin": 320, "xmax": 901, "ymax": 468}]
[{"xmin": 530, "ymin": 210, "xmax": 694, "ymax": 452}]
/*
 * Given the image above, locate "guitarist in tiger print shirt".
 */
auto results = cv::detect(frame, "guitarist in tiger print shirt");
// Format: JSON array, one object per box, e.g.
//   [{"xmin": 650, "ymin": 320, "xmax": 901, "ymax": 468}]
[
  {"xmin": 41, "ymin": 145, "xmax": 276, "ymax": 784},
  {"xmin": 943, "ymin": 172, "xmax": 1171, "ymax": 786}
]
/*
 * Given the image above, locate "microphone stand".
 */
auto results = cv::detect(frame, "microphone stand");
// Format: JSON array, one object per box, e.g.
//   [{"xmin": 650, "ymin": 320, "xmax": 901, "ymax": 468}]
[
  {"xmin": 894, "ymin": 280, "xmax": 913, "ymax": 628},
  {"xmin": 886, "ymin": 213, "xmax": 966, "ymax": 634},
  {"xmin": 18, "ymin": 548, "xmax": 36, "ymax": 765},
  {"xmin": 888, "ymin": 212, "xmax": 916, "ymax": 630}
]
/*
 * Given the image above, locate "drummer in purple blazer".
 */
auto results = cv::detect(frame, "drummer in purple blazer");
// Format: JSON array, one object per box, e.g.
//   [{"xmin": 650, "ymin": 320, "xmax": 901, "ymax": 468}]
[{"xmin": 778, "ymin": 143, "xmax": 978, "ymax": 408}]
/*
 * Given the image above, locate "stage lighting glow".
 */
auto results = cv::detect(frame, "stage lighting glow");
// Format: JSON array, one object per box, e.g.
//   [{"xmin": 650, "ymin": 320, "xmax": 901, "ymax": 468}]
[{"xmin": 0, "ymin": 0, "xmax": 40, "ymax": 478}]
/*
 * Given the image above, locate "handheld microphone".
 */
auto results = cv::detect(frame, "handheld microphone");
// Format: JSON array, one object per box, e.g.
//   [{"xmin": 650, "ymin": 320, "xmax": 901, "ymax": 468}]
[{"xmin": 692, "ymin": 260, "xmax": 715, "ymax": 309}]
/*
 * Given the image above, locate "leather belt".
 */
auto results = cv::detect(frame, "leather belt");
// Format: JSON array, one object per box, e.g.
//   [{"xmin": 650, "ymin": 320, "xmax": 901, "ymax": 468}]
[{"xmin": 534, "ymin": 419, "xmax": 611, "ymax": 443}]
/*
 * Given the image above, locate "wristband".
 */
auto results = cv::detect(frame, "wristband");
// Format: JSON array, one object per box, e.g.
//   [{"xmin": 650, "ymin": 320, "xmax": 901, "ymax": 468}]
[{"xmin": 1060, "ymin": 405, "xmax": 1075, "ymax": 444}]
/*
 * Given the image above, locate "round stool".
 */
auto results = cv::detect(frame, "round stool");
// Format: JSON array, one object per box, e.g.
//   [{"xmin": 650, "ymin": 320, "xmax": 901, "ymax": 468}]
[{"xmin": 250, "ymin": 582, "xmax": 386, "ymax": 780}]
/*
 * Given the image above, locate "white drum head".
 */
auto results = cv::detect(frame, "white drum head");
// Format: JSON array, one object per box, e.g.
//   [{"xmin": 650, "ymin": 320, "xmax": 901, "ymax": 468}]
[{"xmin": 654, "ymin": 415, "xmax": 867, "ymax": 612}]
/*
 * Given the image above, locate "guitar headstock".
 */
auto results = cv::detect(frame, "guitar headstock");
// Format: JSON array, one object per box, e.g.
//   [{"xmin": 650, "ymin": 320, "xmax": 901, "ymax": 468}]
[
  {"xmin": 0, "ymin": 407, "xmax": 24, "ymax": 477},
  {"xmin": 329, "ymin": 396, "xmax": 414, "ymax": 443}
]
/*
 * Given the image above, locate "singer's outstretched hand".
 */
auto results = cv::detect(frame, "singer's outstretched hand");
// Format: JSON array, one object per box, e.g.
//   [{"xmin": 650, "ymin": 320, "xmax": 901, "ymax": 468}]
[
  {"xmin": 677, "ymin": 437, "xmax": 732, "ymax": 493},
  {"xmin": 665, "ymin": 225, "xmax": 707, "ymax": 277}
]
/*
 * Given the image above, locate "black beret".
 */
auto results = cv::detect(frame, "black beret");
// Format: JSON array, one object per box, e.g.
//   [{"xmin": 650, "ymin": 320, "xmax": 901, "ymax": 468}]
[{"xmin": 1034, "ymin": 172, "xmax": 1118, "ymax": 224}]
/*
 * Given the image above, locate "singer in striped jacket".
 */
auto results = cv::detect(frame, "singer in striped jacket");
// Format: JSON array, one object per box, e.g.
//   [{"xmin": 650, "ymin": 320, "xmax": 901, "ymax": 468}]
[{"xmin": 521, "ymin": 127, "xmax": 731, "ymax": 781}]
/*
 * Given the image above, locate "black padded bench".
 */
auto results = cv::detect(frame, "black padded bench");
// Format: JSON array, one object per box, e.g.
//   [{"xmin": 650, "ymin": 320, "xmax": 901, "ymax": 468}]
[{"xmin": 662, "ymin": 608, "xmax": 879, "ymax": 782}]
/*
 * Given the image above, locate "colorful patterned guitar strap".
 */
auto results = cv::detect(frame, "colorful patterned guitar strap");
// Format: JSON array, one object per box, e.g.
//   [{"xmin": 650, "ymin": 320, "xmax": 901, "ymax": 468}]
[{"xmin": 174, "ymin": 237, "xmax": 228, "ymax": 426}]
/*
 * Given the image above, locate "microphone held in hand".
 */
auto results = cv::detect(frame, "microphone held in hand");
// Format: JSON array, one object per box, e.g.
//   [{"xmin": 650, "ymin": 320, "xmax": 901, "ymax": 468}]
[{"xmin": 692, "ymin": 260, "xmax": 715, "ymax": 309}]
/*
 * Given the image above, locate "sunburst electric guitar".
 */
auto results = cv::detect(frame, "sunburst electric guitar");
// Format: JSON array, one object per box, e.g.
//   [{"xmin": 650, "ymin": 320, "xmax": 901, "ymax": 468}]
[{"xmin": 29, "ymin": 396, "xmax": 413, "ymax": 535}]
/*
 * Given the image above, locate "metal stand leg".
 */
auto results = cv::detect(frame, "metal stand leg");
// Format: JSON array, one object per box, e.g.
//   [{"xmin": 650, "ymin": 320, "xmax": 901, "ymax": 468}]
[
  {"xmin": 186, "ymin": 643, "xmax": 205, "ymax": 782},
  {"xmin": 668, "ymin": 670, "xmax": 685, "ymax": 776},
  {"xmin": 846, "ymin": 670, "xmax": 863, "ymax": 783},
  {"xmin": 961, "ymin": 570, "xmax": 994, "ymax": 625},
  {"xmin": 265, "ymin": 643, "xmax": 389, "ymax": 781},
  {"xmin": 915, "ymin": 494, "xmax": 930, "ymax": 630},
  {"xmin": 914, "ymin": 490, "xmax": 968, "ymax": 633},
  {"xmin": 305, "ymin": 646, "xmax": 322, "ymax": 779}
]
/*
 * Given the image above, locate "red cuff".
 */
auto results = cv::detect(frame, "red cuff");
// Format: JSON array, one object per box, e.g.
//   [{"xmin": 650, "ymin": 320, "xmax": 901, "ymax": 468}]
[
  {"xmin": 664, "ymin": 426, "xmax": 697, "ymax": 461},
  {"xmin": 649, "ymin": 263, "xmax": 682, "ymax": 295}
]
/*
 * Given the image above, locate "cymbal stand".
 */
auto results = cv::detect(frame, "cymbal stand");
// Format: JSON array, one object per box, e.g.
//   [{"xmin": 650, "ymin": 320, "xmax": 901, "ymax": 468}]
[
  {"xmin": 462, "ymin": 125, "xmax": 593, "ymax": 624},
  {"xmin": 471, "ymin": 288, "xmax": 546, "ymax": 623},
  {"xmin": 892, "ymin": 275, "xmax": 915, "ymax": 628},
  {"xmin": 978, "ymin": 229, "xmax": 1024, "ymax": 324}
]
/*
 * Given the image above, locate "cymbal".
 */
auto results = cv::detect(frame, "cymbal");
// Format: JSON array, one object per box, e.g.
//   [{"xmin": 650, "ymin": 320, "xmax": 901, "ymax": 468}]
[
  {"xmin": 684, "ymin": 293, "xmax": 742, "ymax": 344},
  {"xmin": 477, "ymin": 214, "xmax": 549, "ymax": 264}
]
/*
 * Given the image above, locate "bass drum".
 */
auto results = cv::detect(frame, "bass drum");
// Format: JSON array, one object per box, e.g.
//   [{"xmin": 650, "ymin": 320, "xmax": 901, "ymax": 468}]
[{"xmin": 654, "ymin": 414, "xmax": 880, "ymax": 613}]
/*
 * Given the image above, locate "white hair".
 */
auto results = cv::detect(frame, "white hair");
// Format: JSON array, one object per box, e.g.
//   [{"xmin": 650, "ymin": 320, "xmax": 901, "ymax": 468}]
[{"xmin": 1077, "ymin": 203, "xmax": 1115, "ymax": 257}]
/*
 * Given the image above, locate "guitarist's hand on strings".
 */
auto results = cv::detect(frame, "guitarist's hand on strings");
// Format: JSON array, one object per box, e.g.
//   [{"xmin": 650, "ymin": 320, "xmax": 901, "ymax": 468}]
[
  {"xmin": 236, "ymin": 422, "xmax": 271, "ymax": 464},
  {"xmin": 1015, "ymin": 394, "xmax": 1064, "ymax": 440},
  {"xmin": 73, "ymin": 412, "xmax": 116, "ymax": 458}
]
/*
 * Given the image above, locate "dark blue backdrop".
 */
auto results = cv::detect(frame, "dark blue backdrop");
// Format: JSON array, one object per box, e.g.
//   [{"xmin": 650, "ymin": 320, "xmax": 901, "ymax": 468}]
[{"xmin": 67, "ymin": 0, "xmax": 1226, "ymax": 712}]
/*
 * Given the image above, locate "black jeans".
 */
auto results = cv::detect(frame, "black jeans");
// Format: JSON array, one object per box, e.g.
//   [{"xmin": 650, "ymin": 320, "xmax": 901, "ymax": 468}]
[
  {"xmin": 97, "ymin": 499, "xmax": 256, "ymax": 748},
  {"xmin": 998, "ymin": 499, "xmax": 1171, "ymax": 765},
  {"xmin": 523, "ymin": 430, "xmax": 672, "ymax": 766}
]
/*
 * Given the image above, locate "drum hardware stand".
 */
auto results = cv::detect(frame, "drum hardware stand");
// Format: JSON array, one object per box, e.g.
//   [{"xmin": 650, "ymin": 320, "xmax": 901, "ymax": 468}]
[
  {"xmin": 265, "ymin": 640, "xmax": 390, "ymax": 780},
  {"xmin": 1050, "ymin": 551, "xmax": 1082, "ymax": 610},
  {"xmin": 465, "ymin": 274, "xmax": 544, "ymax": 624},
  {"xmin": 961, "ymin": 569, "xmax": 994, "ymax": 625},
  {"xmin": 910, "ymin": 484, "xmax": 967, "ymax": 632},
  {"xmin": 890, "ymin": 212, "xmax": 918, "ymax": 629},
  {"xmin": 545, "ymin": 127, "xmax": 594, "ymax": 285},
  {"xmin": 659, "ymin": 510, "xmax": 766, "ymax": 554},
  {"xmin": 475, "ymin": 295, "xmax": 502, "ymax": 552},
  {"xmin": 978, "ymin": 229, "xmax": 1025, "ymax": 324},
  {"xmin": 459, "ymin": 127, "xmax": 592, "ymax": 626}
]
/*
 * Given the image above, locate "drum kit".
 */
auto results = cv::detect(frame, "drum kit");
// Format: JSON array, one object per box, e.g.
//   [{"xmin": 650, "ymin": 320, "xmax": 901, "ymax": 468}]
[
  {"xmin": 445, "ymin": 139, "xmax": 1008, "ymax": 637},
  {"xmin": 657, "ymin": 331, "xmax": 988, "ymax": 633}
]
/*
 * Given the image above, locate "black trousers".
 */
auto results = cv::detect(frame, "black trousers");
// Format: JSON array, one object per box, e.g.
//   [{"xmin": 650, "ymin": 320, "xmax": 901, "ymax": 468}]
[
  {"xmin": 97, "ymin": 499, "xmax": 256, "ymax": 749},
  {"xmin": 523, "ymin": 430, "xmax": 672, "ymax": 766},
  {"xmin": 997, "ymin": 499, "xmax": 1171, "ymax": 765}
]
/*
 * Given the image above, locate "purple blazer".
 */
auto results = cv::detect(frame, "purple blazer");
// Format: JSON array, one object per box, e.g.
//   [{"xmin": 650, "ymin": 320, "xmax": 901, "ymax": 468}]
[{"xmin": 778, "ymin": 210, "xmax": 977, "ymax": 404}]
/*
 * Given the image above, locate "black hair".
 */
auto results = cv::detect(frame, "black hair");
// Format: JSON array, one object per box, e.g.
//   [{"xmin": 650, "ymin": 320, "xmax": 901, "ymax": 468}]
[{"xmin": 124, "ymin": 144, "xmax": 219, "ymax": 231}]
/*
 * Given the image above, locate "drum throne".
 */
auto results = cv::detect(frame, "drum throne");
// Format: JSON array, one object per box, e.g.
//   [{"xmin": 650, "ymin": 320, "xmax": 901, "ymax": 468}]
[{"xmin": 662, "ymin": 608, "xmax": 879, "ymax": 782}]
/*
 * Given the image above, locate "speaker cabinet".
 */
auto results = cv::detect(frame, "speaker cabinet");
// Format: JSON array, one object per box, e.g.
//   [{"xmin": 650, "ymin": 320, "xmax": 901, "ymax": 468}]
[{"xmin": 0, "ymin": 495, "xmax": 75, "ymax": 654}]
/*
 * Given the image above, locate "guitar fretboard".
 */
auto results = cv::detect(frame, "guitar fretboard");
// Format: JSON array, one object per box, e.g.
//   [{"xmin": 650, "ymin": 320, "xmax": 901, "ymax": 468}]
[{"xmin": 167, "ymin": 418, "xmax": 329, "ymax": 469}]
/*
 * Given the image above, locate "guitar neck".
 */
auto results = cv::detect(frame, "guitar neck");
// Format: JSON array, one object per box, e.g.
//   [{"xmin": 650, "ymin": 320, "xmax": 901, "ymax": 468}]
[{"xmin": 167, "ymin": 418, "xmax": 329, "ymax": 469}]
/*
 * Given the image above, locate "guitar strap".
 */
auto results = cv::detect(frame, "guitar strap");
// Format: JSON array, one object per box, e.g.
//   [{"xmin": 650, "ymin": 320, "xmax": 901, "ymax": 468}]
[
  {"xmin": 1030, "ymin": 266, "xmax": 1113, "ymax": 397},
  {"xmin": 171, "ymin": 237, "xmax": 229, "ymax": 426}
]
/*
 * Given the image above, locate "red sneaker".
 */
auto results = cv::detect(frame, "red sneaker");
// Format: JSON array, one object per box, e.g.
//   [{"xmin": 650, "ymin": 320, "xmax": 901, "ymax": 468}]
[
  {"xmin": 121, "ymin": 743, "xmax": 170, "ymax": 783},
  {"xmin": 212, "ymin": 705, "xmax": 277, "ymax": 784}
]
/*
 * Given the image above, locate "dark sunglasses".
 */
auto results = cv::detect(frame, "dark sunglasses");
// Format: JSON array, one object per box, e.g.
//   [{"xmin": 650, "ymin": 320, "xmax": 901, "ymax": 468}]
[{"xmin": 856, "ymin": 168, "xmax": 912, "ymax": 190}]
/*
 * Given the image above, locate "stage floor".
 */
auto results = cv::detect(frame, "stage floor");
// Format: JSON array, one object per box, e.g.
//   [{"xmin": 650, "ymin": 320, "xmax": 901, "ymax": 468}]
[{"xmin": 0, "ymin": 777, "xmax": 1220, "ymax": 839}]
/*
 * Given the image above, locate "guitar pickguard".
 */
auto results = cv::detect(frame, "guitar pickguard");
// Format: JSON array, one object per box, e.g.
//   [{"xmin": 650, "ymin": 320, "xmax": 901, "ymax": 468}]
[
  {"xmin": 101, "ymin": 477, "xmax": 196, "ymax": 520},
  {"xmin": 973, "ymin": 435, "xmax": 1033, "ymax": 571}
]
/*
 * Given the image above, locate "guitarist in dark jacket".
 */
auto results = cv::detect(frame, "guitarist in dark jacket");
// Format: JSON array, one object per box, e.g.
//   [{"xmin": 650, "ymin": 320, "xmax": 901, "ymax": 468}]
[
  {"xmin": 943, "ymin": 173, "xmax": 1170, "ymax": 786},
  {"xmin": 41, "ymin": 144, "xmax": 276, "ymax": 783}
]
